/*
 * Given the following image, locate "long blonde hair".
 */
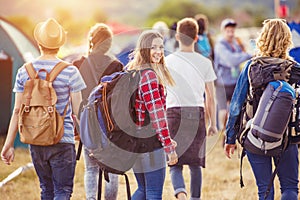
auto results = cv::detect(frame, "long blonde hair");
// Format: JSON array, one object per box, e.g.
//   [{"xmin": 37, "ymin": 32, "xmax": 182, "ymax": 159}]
[
  {"xmin": 127, "ymin": 30, "xmax": 175, "ymax": 86},
  {"xmin": 256, "ymin": 19, "xmax": 293, "ymax": 59}
]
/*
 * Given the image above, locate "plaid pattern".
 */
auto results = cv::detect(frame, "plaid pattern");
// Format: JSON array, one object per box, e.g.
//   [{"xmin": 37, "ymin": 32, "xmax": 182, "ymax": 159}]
[{"xmin": 136, "ymin": 70, "xmax": 175, "ymax": 153}]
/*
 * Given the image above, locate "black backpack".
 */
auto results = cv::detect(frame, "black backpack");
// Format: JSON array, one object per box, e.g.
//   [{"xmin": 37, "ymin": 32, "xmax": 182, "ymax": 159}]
[{"xmin": 79, "ymin": 69, "xmax": 162, "ymax": 200}]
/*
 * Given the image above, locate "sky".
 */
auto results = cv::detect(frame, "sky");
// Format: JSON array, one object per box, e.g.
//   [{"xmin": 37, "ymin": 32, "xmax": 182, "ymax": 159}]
[{"xmin": 0, "ymin": 0, "xmax": 162, "ymax": 25}]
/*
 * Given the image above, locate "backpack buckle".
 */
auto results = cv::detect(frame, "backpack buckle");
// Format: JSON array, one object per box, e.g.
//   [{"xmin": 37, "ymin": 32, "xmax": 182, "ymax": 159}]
[
  {"xmin": 48, "ymin": 106, "xmax": 54, "ymax": 113},
  {"xmin": 24, "ymin": 106, "xmax": 30, "ymax": 112}
]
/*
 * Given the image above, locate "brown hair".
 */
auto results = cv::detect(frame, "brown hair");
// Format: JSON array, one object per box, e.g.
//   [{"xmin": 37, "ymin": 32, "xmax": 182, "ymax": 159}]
[
  {"xmin": 176, "ymin": 18, "xmax": 198, "ymax": 46},
  {"xmin": 127, "ymin": 30, "xmax": 175, "ymax": 86},
  {"xmin": 194, "ymin": 14, "xmax": 208, "ymax": 35},
  {"xmin": 256, "ymin": 19, "xmax": 293, "ymax": 59},
  {"xmin": 88, "ymin": 23, "xmax": 113, "ymax": 54},
  {"xmin": 39, "ymin": 45, "xmax": 59, "ymax": 54}
]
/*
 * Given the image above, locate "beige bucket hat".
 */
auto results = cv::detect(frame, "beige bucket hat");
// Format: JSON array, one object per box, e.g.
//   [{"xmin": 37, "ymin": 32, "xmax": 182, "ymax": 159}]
[{"xmin": 34, "ymin": 18, "xmax": 66, "ymax": 49}]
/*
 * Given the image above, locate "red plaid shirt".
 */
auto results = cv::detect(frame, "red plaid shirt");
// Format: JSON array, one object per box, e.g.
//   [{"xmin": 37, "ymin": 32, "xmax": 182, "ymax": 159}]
[{"xmin": 135, "ymin": 69, "xmax": 175, "ymax": 154}]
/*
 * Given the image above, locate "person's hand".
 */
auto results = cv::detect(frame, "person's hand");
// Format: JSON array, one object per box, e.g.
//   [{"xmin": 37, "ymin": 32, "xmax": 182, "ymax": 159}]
[
  {"xmin": 171, "ymin": 139, "xmax": 177, "ymax": 148},
  {"xmin": 224, "ymin": 143, "xmax": 236, "ymax": 159},
  {"xmin": 167, "ymin": 151, "xmax": 178, "ymax": 166},
  {"xmin": 207, "ymin": 125, "xmax": 218, "ymax": 136},
  {"xmin": 1, "ymin": 146, "xmax": 15, "ymax": 165}
]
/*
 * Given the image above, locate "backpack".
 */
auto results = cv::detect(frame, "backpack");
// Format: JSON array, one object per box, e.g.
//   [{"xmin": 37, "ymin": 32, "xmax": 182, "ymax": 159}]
[
  {"xmin": 195, "ymin": 33, "xmax": 211, "ymax": 58},
  {"xmin": 79, "ymin": 69, "xmax": 162, "ymax": 200},
  {"xmin": 243, "ymin": 80, "xmax": 295, "ymax": 156},
  {"xmin": 18, "ymin": 61, "xmax": 70, "ymax": 146},
  {"xmin": 237, "ymin": 57, "xmax": 296, "ymax": 155}
]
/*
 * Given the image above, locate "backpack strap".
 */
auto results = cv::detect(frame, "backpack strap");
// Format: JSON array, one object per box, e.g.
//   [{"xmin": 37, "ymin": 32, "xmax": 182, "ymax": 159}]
[
  {"xmin": 239, "ymin": 147, "xmax": 246, "ymax": 188},
  {"xmin": 97, "ymin": 169, "xmax": 103, "ymax": 200},
  {"xmin": 25, "ymin": 63, "xmax": 37, "ymax": 80},
  {"xmin": 124, "ymin": 173, "xmax": 132, "ymax": 200},
  {"xmin": 49, "ymin": 61, "xmax": 71, "ymax": 116},
  {"xmin": 48, "ymin": 61, "xmax": 70, "ymax": 82}
]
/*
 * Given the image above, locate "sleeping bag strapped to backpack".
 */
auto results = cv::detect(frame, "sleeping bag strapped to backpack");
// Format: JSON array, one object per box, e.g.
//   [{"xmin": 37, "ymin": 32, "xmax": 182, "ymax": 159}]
[
  {"xmin": 79, "ymin": 69, "xmax": 162, "ymax": 174},
  {"xmin": 243, "ymin": 80, "xmax": 295, "ymax": 156}
]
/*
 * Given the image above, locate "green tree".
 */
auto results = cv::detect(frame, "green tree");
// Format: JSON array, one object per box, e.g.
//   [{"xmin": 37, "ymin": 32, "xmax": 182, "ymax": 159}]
[{"xmin": 147, "ymin": 0, "xmax": 208, "ymax": 27}]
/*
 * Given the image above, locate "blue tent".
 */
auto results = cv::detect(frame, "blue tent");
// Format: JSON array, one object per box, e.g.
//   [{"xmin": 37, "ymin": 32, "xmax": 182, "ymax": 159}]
[
  {"xmin": 288, "ymin": 21, "xmax": 300, "ymax": 63},
  {"xmin": 0, "ymin": 17, "xmax": 40, "ymax": 147}
]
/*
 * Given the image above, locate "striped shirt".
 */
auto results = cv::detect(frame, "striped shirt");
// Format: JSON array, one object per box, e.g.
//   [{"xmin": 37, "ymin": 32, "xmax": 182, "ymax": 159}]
[
  {"xmin": 136, "ymin": 70, "xmax": 174, "ymax": 154},
  {"xmin": 13, "ymin": 59, "xmax": 86, "ymax": 144}
]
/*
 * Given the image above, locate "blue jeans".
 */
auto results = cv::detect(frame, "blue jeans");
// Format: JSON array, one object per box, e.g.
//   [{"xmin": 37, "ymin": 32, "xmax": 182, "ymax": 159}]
[
  {"xmin": 246, "ymin": 144, "xmax": 299, "ymax": 200},
  {"xmin": 83, "ymin": 147, "xmax": 118, "ymax": 200},
  {"xmin": 29, "ymin": 143, "xmax": 76, "ymax": 200},
  {"xmin": 132, "ymin": 148, "xmax": 166, "ymax": 200},
  {"xmin": 170, "ymin": 165, "xmax": 202, "ymax": 200},
  {"xmin": 132, "ymin": 168, "xmax": 166, "ymax": 200}
]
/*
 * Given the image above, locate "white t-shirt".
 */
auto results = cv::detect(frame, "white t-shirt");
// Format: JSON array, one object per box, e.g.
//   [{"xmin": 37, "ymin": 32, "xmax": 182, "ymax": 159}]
[{"xmin": 165, "ymin": 51, "xmax": 216, "ymax": 108}]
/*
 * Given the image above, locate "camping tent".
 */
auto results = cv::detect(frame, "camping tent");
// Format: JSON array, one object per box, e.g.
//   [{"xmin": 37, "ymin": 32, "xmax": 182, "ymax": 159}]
[
  {"xmin": 288, "ymin": 21, "xmax": 300, "ymax": 63},
  {"xmin": 0, "ymin": 17, "xmax": 39, "ymax": 147}
]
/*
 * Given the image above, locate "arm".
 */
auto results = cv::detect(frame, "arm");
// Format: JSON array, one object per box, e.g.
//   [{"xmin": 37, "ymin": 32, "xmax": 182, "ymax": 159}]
[
  {"xmin": 70, "ymin": 91, "xmax": 82, "ymax": 124},
  {"xmin": 1, "ymin": 92, "xmax": 22, "ymax": 165},
  {"xmin": 205, "ymin": 81, "xmax": 217, "ymax": 136},
  {"xmin": 224, "ymin": 62, "xmax": 250, "ymax": 158}
]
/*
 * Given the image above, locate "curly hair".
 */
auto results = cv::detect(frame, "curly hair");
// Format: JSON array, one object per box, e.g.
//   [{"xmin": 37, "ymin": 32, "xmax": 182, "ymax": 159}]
[{"xmin": 256, "ymin": 19, "xmax": 293, "ymax": 59}]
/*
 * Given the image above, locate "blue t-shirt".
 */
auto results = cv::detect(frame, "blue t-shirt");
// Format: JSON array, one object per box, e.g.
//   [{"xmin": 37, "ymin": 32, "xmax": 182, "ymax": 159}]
[{"xmin": 14, "ymin": 59, "xmax": 86, "ymax": 144}]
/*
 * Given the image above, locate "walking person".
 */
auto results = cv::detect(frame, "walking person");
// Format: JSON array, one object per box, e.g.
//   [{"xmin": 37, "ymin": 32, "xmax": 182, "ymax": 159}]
[
  {"xmin": 1, "ymin": 18, "xmax": 86, "ymax": 199},
  {"xmin": 214, "ymin": 18, "xmax": 251, "ymax": 132},
  {"xmin": 224, "ymin": 18, "xmax": 299, "ymax": 200},
  {"xmin": 73, "ymin": 23, "xmax": 123, "ymax": 200},
  {"xmin": 127, "ymin": 30, "xmax": 178, "ymax": 200},
  {"xmin": 165, "ymin": 17, "xmax": 218, "ymax": 200},
  {"xmin": 194, "ymin": 13, "xmax": 214, "ymax": 60}
]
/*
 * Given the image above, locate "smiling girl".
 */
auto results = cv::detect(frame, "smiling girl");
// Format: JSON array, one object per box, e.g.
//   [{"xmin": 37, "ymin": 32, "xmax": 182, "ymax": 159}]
[{"xmin": 127, "ymin": 30, "xmax": 178, "ymax": 199}]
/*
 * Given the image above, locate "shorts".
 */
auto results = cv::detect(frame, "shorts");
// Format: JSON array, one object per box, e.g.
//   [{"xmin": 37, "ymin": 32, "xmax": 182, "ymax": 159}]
[{"xmin": 215, "ymin": 84, "xmax": 236, "ymax": 110}]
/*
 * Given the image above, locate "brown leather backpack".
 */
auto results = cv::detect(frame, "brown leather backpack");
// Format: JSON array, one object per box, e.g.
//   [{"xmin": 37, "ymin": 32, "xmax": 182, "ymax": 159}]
[{"xmin": 18, "ymin": 61, "xmax": 70, "ymax": 146}]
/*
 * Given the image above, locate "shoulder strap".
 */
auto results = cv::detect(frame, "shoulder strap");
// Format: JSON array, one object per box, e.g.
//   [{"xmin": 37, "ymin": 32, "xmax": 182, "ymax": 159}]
[
  {"xmin": 25, "ymin": 63, "xmax": 36, "ymax": 79},
  {"xmin": 49, "ymin": 61, "xmax": 70, "ymax": 81}
]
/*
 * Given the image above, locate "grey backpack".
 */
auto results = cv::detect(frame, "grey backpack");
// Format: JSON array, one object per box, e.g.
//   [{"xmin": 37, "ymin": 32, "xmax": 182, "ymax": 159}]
[{"xmin": 243, "ymin": 80, "xmax": 295, "ymax": 156}]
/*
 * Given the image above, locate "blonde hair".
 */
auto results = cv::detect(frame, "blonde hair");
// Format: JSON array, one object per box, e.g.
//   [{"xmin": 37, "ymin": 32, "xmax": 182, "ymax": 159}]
[
  {"xmin": 88, "ymin": 23, "xmax": 113, "ymax": 54},
  {"xmin": 256, "ymin": 19, "xmax": 293, "ymax": 59},
  {"xmin": 127, "ymin": 30, "xmax": 175, "ymax": 86}
]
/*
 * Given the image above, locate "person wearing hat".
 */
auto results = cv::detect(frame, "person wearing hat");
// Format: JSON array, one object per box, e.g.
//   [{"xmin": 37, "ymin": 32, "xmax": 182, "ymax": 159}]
[
  {"xmin": 213, "ymin": 18, "xmax": 251, "ymax": 135},
  {"xmin": 1, "ymin": 18, "xmax": 86, "ymax": 199}
]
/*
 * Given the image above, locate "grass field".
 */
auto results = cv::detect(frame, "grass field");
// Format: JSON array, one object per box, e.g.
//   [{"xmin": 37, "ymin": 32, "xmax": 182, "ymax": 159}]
[{"xmin": 0, "ymin": 133, "xmax": 297, "ymax": 200}]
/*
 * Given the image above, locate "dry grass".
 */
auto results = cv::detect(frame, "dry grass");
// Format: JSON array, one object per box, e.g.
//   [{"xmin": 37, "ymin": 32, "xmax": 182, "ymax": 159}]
[{"xmin": 0, "ymin": 134, "xmax": 298, "ymax": 200}]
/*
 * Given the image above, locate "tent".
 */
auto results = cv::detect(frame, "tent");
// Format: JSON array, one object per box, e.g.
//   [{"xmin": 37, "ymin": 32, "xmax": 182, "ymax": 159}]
[
  {"xmin": 288, "ymin": 21, "xmax": 300, "ymax": 63},
  {"xmin": 0, "ymin": 17, "xmax": 39, "ymax": 147}
]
